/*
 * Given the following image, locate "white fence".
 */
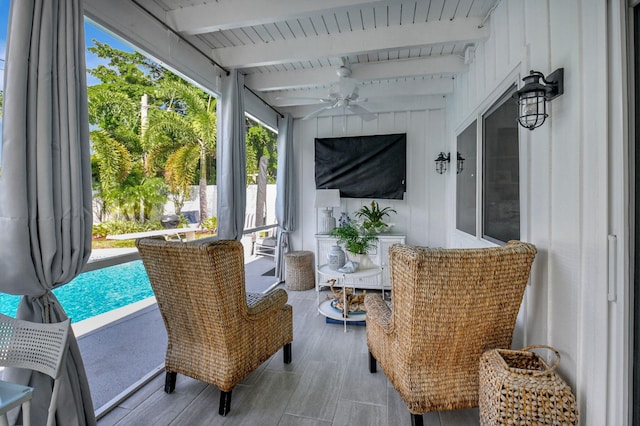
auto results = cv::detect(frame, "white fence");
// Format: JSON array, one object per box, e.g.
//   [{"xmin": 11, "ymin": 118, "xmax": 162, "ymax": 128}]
[
  {"xmin": 94, "ymin": 184, "xmax": 278, "ymax": 225},
  {"xmin": 169, "ymin": 184, "xmax": 277, "ymax": 225}
]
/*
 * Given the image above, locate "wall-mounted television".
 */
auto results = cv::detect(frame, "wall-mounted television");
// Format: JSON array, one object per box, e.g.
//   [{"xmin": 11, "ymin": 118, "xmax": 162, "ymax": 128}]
[{"xmin": 315, "ymin": 133, "xmax": 406, "ymax": 200}]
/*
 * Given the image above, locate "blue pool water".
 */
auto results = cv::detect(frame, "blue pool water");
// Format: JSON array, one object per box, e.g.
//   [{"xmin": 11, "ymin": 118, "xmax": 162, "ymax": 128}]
[{"xmin": 0, "ymin": 260, "xmax": 153, "ymax": 323}]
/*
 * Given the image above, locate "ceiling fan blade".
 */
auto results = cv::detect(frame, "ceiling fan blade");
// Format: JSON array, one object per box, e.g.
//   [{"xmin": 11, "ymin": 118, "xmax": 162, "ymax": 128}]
[
  {"xmin": 275, "ymin": 96, "xmax": 336, "ymax": 104},
  {"xmin": 302, "ymin": 105, "xmax": 335, "ymax": 120},
  {"xmin": 347, "ymin": 104, "xmax": 377, "ymax": 121},
  {"xmin": 351, "ymin": 96, "xmax": 368, "ymax": 103},
  {"xmin": 347, "ymin": 86, "xmax": 360, "ymax": 101}
]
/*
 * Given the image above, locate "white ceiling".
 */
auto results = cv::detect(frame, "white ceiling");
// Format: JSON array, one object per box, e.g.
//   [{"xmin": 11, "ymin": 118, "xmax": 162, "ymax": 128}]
[{"xmin": 128, "ymin": 0, "xmax": 496, "ymax": 115}]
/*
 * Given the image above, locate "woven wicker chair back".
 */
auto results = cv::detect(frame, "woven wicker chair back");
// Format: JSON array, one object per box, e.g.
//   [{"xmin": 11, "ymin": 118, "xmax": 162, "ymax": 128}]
[
  {"xmin": 137, "ymin": 238, "xmax": 248, "ymax": 348},
  {"xmin": 136, "ymin": 237, "xmax": 293, "ymax": 393},
  {"xmin": 373, "ymin": 240, "xmax": 537, "ymax": 414}
]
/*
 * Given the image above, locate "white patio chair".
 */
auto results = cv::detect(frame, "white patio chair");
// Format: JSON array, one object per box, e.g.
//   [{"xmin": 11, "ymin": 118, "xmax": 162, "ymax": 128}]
[
  {"xmin": 0, "ymin": 314, "xmax": 70, "ymax": 426},
  {"xmin": 254, "ymin": 231, "xmax": 277, "ymax": 259}
]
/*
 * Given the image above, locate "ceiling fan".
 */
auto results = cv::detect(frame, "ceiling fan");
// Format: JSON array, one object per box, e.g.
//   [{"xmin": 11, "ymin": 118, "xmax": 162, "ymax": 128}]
[{"xmin": 301, "ymin": 64, "xmax": 377, "ymax": 121}]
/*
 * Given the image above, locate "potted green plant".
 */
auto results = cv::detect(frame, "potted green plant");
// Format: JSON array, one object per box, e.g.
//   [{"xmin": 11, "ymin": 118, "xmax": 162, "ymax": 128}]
[
  {"xmin": 329, "ymin": 222, "xmax": 377, "ymax": 268},
  {"xmin": 354, "ymin": 201, "xmax": 397, "ymax": 234}
]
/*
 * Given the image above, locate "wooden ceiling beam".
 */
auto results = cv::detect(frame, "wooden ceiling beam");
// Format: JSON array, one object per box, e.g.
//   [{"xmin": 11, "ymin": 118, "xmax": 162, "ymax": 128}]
[
  {"xmin": 167, "ymin": 0, "xmax": 379, "ymax": 35},
  {"xmin": 212, "ymin": 18, "xmax": 488, "ymax": 68},
  {"xmin": 265, "ymin": 78, "xmax": 454, "ymax": 107},
  {"xmin": 246, "ymin": 56, "xmax": 466, "ymax": 91}
]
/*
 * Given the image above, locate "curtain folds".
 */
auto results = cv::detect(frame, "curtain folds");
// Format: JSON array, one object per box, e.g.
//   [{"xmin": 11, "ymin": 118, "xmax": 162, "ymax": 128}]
[
  {"xmin": 275, "ymin": 114, "xmax": 296, "ymax": 281},
  {"xmin": 0, "ymin": 0, "xmax": 95, "ymax": 424},
  {"xmin": 217, "ymin": 70, "xmax": 247, "ymax": 241}
]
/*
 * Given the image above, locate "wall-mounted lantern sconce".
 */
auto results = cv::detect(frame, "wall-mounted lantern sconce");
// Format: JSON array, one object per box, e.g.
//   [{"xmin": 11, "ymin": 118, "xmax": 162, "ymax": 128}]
[
  {"xmin": 514, "ymin": 68, "xmax": 564, "ymax": 130},
  {"xmin": 435, "ymin": 152, "xmax": 450, "ymax": 174},
  {"xmin": 435, "ymin": 152, "xmax": 465, "ymax": 174},
  {"xmin": 456, "ymin": 152, "xmax": 465, "ymax": 174}
]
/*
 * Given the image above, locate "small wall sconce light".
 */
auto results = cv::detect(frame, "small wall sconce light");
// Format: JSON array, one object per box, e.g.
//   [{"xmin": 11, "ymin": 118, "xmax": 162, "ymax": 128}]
[
  {"xmin": 435, "ymin": 152, "xmax": 450, "ymax": 174},
  {"xmin": 456, "ymin": 152, "xmax": 465, "ymax": 174},
  {"xmin": 514, "ymin": 68, "xmax": 564, "ymax": 130}
]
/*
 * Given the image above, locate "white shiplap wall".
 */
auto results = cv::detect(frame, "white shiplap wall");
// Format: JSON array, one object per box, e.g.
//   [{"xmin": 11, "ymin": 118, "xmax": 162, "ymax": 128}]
[
  {"xmin": 84, "ymin": 0, "xmax": 627, "ymax": 422},
  {"xmin": 289, "ymin": 109, "xmax": 448, "ymax": 255},
  {"xmin": 446, "ymin": 1, "xmax": 615, "ymax": 425}
]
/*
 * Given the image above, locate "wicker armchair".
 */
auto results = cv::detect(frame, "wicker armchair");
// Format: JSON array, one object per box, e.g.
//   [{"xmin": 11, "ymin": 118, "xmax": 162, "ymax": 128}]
[
  {"xmin": 136, "ymin": 237, "xmax": 293, "ymax": 416},
  {"xmin": 365, "ymin": 241, "xmax": 537, "ymax": 426}
]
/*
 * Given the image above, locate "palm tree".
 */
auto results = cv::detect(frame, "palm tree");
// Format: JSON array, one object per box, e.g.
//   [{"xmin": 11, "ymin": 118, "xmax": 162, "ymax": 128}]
[
  {"xmin": 91, "ymin": 129, "xmax": 167, "ymax": 221},
  {"xmin": 143, "ymin": 80, "xmax": 217, "ymax": 221}
]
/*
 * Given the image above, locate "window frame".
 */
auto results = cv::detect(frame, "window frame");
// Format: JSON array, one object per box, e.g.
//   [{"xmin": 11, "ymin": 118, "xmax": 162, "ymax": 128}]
[
  {"xmin": 481, "ymin": 84, "xmax": 520, "ymax": 245},
  {"xmin": 456, "ymin": 119, "xmax": 478, "ymax": 236},
  {"xmin": 454, "ymin": 70, "xmax": 526, "ymax": 247}
]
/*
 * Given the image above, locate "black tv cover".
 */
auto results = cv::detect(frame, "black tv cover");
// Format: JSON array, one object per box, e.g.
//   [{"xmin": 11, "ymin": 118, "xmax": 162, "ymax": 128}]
[{"xmin": 315, "ymin": 133, "xmax": 406, "ymax": 200}]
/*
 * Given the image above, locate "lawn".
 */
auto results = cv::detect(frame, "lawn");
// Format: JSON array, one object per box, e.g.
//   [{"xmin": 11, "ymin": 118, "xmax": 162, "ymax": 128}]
[{"xmin": 92, "ymin": 238, "xmax": 136, "ymax": 249}]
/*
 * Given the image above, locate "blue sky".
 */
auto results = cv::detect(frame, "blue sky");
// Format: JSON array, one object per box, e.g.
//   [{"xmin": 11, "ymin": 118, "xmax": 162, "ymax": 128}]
[
  {"xmin": 84, "ymin": 19, "xmax": 135, "ymax": 86},
  {"xmin": 0, "ymin": 2, "xmax": 135, "ymax": 161},
  {"xmin": 0, "ymin": 2, "xmax": 134, "ymax": 91},
  {"xmin": 0, "ymin": 0, "xmax": 8, "ymax": 89}
]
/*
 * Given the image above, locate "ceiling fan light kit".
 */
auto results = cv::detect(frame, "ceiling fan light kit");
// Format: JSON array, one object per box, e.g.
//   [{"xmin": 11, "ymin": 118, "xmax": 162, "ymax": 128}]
[
  {"xmin": 302, "ymin": 64, "xmax": 377, "ymax": 122},
  {"xmin": 336, "ymin": 65, "xmax": 352, "ymax": 78}
]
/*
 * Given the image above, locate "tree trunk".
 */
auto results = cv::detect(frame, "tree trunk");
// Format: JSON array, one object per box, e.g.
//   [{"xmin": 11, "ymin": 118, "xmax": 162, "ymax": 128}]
[
  {"xmin": 199, "ymin": 141, "xmax": 208, "ymax": 222},
  {"xmin": 255, "ymin": 156, "xmax": 268, "ymax": 226},
  {"xmin": 140, "ymin": 94, "xmax": 149, "ymax": 173}
]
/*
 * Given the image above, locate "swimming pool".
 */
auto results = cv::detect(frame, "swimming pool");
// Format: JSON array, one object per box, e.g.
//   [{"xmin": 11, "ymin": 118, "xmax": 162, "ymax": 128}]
[{"xmin": 0, "ymin": 260, "xmax": 153, "ymax": 323}]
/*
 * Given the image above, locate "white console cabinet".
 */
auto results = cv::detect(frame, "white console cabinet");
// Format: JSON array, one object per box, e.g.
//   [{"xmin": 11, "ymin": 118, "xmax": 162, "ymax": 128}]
[{"xmin": 315, "ymin": 234, "xmax": 406, "ymax": 290}]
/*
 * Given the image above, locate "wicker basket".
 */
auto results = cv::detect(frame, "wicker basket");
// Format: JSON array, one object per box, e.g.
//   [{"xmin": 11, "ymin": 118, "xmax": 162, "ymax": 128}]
[
  {"xmin": 479, "ymin": 345, "xmax": 578, "ymax": 425},
  {"xmin": 285, "ymin": 251, "xmax": 315, "ymax": 291}
]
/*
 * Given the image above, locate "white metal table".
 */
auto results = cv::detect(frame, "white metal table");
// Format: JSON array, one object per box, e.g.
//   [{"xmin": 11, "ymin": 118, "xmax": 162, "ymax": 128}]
[
  {"xmin": 0, "ymin": 380, "xmax": 34, "ymax": 426},
  {"xmin": 316, "ymin": 264, "xmax": 382, "ymax": 332}
]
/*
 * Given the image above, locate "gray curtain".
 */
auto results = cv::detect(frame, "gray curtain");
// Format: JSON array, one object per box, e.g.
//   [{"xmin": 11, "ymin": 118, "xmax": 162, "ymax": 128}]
[
  {"xmin": 217, "ymin": 70, "xmax": 246, "ymax": 241},
  {"xmin": 275, "ymin": 114, "xmax": 296, "ymax": 281},
  {"xmin": 0, "ymin": 0, "xmax": 95, "ymax": 424}
]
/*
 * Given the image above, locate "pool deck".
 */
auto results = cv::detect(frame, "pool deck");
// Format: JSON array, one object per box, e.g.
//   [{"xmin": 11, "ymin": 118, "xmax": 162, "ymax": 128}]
[
  {"xmin": 77, "ymin": 249, "xmax": 278, "ymax": 413},
  {"xmin": 88, "ymin": 247, "xmax": 139, "ymax": 262}
]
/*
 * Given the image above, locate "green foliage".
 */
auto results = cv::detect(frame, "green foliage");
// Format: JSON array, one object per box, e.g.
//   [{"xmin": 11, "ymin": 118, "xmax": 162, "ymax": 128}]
[
  {"xmin": 87, "ymin": 87, "xmax": 141, "ymax": 152},
  {"xmin": 148, "ymin": 80, "xmax": 217, "ymax": 157},
  {"xmin": 177, "ymin": 214, "xmax": 190, "ymax": 227},
  {"xmin": 165, "ymin": 145, "xmax": 200, "ymax": 188},
  {"xmin": 144, "ymin": 80, "xmax": 218, "ymax": 220},
  {"xmin": 88, "ymin": 41, "xmax": 168, "ymax": 222},
  {"xmin": 143, "ymin": 109, "xmax": 198, "ymax": 173},
  {"xmin": 246, "ymin": 122, "xmax": 278, "ymax": 184},
  {"xmin": 329, "ymin": 223, "xmax": 377, "ymax": 255},
  {"xmin": 86, "ymin": 42, "xmax": 291, "ymax": 225},
  {"xmin": 201, "ymin": 216, "xmax": 218, "ymax": 231},
  {"xmin": 354, "ymin": 201, "xmax": 397, "ymax": 233},
  {"xmin": 85, "ymin": 42, "xmax": 279, "ymax": 228},
  {"xmin": 101, "ymin": 169, "xmax": 168, "ymax": 222},
  {"xmin": 92, "ymin": 239, "xmax": 137, "ymax": 249},
  {"xmin": 165, "ymin": 144, "xmax": 200, "ymax": 213},
  {"xmin": 87, "ymin": 41, "xmax": 163, "ymax": 97},
  {"xmin": 87, "ymin": 42, "xmax": 217, "ymax": 222},
  {"xmin": 91, "ymin": 130, "xmax": 133, "ymax": 187},
  {"xmin": 92, "ymin": 219, "xmax": 163, "ymax": 238}
]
